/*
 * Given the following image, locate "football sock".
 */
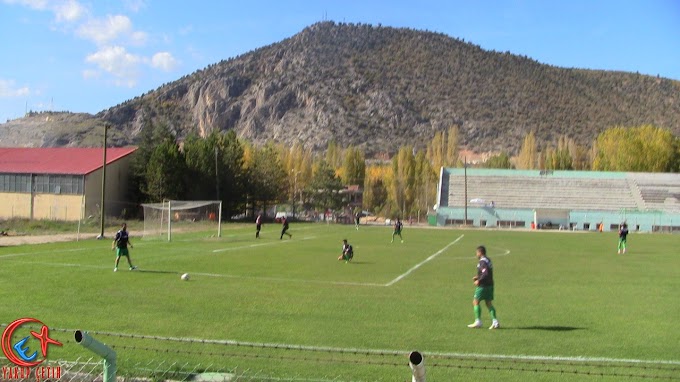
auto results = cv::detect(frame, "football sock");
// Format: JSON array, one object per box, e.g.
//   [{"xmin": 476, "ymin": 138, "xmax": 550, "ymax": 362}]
[
  {"xmin": 489, "ymin": 306, "xmax": 497, "ymax": 320},
  {"xmin": 474, "ymin": 305, "xmax": 481, "ymax": 320}
]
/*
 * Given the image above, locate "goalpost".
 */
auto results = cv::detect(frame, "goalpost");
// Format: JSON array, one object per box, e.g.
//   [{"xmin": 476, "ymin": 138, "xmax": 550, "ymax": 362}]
[{"xmin": 141, "ymin": 200, "xmax": 222, "ymax": 241}]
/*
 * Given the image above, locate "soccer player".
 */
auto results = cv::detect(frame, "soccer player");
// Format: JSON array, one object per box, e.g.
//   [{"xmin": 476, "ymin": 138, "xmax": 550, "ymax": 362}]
[
  {"xmin": 391, "ymin": 218, "xmax": 404, "ymax": 243},
  {"xmin": 255, "ymin": 213, "xmax": 262, "ymax": 239},
  {"xmin": 468, "ymin": 245, "xmax": 500, "ymax": 329},
  {"xmin": 280, "ymin": 216, "xmax": 292, "ymax": 240},
  {"xmin": 618, "ymin": 223, "xmax": 629, "ymax": 254},
  {"xmin": 354, "ymin": 211, "xmax": 361, "ymax": 230},
  {"xmin": 112, "ymin": 223, "xmax": 137, "ymax": 272},
  {"xmin": 338, "ymin": 239, "xmax": 354, "ymax": 262}
]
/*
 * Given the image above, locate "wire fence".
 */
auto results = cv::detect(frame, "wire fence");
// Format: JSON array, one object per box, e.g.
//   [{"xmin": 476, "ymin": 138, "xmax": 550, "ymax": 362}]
[{"xmin": 2, "ymin": 325, "xmax": 679, "ymax": 381}]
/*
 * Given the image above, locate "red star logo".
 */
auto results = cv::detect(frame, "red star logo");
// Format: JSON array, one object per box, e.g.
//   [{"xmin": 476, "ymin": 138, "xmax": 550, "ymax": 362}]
[{"xmin": 30, "ymin": 326, "xmax": 62, "ymax": 357}]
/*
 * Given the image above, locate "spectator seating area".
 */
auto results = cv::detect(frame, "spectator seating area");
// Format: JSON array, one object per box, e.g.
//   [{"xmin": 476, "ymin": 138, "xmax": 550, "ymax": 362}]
[{"xmin": 442, "ymin": 169, "xmax": 679, "ymax": 213}]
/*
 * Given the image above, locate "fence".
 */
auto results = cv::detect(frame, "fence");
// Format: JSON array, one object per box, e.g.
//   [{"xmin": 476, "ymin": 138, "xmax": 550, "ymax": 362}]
[{"xmin": 2, "ymin": 326, "xmax": 679, "ymax": 381}]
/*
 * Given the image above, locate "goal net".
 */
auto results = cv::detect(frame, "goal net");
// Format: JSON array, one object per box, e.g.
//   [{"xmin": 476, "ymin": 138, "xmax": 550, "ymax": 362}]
[{"xmin": 141, "ymin": 200, "xmax": 222, "ymax": 241}]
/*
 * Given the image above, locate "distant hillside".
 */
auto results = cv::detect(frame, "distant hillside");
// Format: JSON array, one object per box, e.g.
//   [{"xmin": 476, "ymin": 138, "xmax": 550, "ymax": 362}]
[{"xmin": 2, "ymin": 21, "xmax": 679, "ymax": 154}]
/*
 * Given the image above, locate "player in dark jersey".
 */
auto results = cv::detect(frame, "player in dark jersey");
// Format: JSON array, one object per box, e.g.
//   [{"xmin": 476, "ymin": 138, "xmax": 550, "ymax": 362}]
[
  {"xmin": 338, "ymin": 239, "xmax": 354, "ymax": 262},
  {"xmin": 391, "ymin": 218, "xmax": 404, "ymax": 243},
  {"xmin": 112, "ymin": 222, "xmax": 137, "ymax": 272},
  {"xmin": 354, "ymin": 211, "xmax": 361, "ymax": 230},
  {"xmin": 280, "ymin": 216, "xmax": 292, "ymax": 240},
  {"xmin": 618, "ymin": 223, "xmax": 629, "ymax": 254},
  {"xmin": 468, "ymin": 245, "xmax": 499, "ymax": 329}
]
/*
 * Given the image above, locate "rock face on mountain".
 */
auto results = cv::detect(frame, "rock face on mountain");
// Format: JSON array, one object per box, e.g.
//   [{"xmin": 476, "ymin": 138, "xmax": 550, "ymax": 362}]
[{"xmin": 3, "ymin": 22, "xmax": 679, "ymax": 154}]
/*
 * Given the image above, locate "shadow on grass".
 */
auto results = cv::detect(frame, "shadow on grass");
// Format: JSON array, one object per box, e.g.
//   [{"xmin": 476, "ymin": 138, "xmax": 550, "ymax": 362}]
[
  {"xmin": 346, "ymin": 261, "xmax": 372, "ymax": 265},
  {"xmin": 512, "ymin": 326, "xmax": 585, "ymax": 331}
]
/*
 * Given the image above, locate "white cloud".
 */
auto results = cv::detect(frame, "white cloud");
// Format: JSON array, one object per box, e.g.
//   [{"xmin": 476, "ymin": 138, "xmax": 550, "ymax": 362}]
[
  {"xmin": 3, "ymin": 0, "xmax": 86, "ymax": 22},
  {"xmin": 77, "ymin": 14, "xmax": 135, "ymax": 45},
  {"xmin": 85, "ymin": 46, "xmax": 141, "ymax": 87},
  {"xmin": 123, "ymin": 0, "xmax": 146, "ymax": 12},
  {"xmin": 54, "ymin": 0, "xmax": 86, "ymax": 22},
  {"xmin": 0, "ymin": 79, "xmax": 30, "ymax": 98},
  {"xmin": 2, "ymin": 0, "xmax": 48, "ymax": 10},
  {"xmin": 81, "ymin": 69, "xmax": 100, "ymax": 79},
  {"xmin": 150, "ymin": 52, "xmax": 178, "ymax": 72}
]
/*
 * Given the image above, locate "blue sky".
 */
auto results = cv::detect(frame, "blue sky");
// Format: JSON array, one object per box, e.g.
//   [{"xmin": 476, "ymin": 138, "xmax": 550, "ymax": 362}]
[{"xmin": 1, "ymin": 0, "xmax": 679, "ymax": 123}]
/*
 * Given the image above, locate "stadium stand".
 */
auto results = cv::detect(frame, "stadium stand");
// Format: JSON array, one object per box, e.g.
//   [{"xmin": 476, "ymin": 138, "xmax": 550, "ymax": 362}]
[{"xmin": 434, "ymin": 168, "xmax": 680, "ymax": 232}]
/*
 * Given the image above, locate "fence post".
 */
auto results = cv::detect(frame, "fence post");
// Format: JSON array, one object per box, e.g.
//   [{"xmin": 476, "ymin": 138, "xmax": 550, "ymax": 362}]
[
  {"xmin": 74, "ymin": 330, "xmax": 116, "ymax": 382},
  {"xmin": 409, "ymin": 351, "xmax": 426, "ymax": 382}
]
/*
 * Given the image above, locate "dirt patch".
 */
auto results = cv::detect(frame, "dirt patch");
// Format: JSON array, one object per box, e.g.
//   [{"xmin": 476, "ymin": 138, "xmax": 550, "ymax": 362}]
[{"xmin": 0, "ymin": 233, "xmax": 102, "ymax": 246}]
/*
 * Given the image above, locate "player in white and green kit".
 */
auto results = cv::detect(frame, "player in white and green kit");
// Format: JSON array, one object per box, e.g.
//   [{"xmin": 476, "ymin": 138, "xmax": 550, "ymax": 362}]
[
  {"xmin": 468, "ymin": 245, "xmax": 499, "ymax": 329},
  {"xmin": 618, "ymin": 223, "xmax": 629, "ymax": 254}
]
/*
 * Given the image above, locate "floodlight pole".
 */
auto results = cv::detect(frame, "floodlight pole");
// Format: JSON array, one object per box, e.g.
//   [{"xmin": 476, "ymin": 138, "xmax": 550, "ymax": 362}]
[
  {"xmin": 99, "ymin": 123, "xmax": 108, "ymax": 239},
  {"xmin": 168, "ymin": 200, "xmax": 172, "ymax": 242},
  {"xmin": 218, "ymin": 201, "xmax": 222, "ymax": 238},
  {"xmin": 464, "ymin": 156, "xmax": 468, "ymax": 226},
  {"xmin": 215, "ymin": 146, "xmax": 220, "ymax": 200}
]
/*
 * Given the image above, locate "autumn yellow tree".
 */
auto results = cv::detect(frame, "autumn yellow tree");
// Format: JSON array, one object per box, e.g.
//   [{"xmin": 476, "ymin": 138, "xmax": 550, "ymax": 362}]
[
  {"xmin": 517, "ymin": 131, "xmax": 538, "ymax": 170},
  {"xmin": 592, "ymin": 125, "xmax": 677, "ymax": 172}
]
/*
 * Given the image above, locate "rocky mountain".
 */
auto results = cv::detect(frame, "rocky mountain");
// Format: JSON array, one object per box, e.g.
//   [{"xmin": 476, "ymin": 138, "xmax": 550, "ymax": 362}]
[{"xmin": 2, "ymin": 21, "xmax": 679, "ymax": 155}]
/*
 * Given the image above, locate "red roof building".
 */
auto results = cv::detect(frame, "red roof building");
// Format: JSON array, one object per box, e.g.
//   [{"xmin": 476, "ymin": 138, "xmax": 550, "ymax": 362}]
[
  {"xmin": 0, "ymin": 147, "xmax": 136, "ymax": 175},
  {"xmin": 0, "ymin": 147, "xmax": 137, "ymax": 221}
]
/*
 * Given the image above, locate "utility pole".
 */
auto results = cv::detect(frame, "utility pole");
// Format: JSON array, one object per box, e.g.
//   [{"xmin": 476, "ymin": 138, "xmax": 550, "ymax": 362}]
[
  {"xmin": 98, "ymin": 123, "xmax": 108, "ymax": 239},
  {"xmin": 215, "ymin": 146, "xmax": 220, "ymax": 200},
  {"xmin": 464, "ymin": 156, "xmax": 468, "ymax": 226}
]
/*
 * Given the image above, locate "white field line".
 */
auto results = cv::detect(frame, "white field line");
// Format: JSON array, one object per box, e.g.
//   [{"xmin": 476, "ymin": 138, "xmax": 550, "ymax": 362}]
[
  {"xmin": 212, "ymin": 235, "xmax": 316, "ymax": 253},
  {"xmin": 40, "ymin": 328, "xmax": 680, "ymax": 366},
  {"xmin": 2, "ymin": 233, "xmax": 504, "ymax": 289},
  {"xmin": 191, "ymin": 272, "xmax": 385, "ymax": 287},
  {"xmin": 384, "ymin": 234, "xmax": 464, "ymax": 286},
  {"xmin": 170, "ymin": 225, "xmax": 321, "ymax": 242},
  {"xmin": 442, "ymin": 247, "xmax": 511, "ymax": 260},
  {"xmin": 0, "ymin": 240, "xmax": 163, "ymax": 259}
]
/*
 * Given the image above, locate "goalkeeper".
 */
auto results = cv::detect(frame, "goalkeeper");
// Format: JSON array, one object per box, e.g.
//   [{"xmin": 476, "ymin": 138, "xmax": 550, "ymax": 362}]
[{"xmin": 338, "ymin": 239, "xmax": 354, "ymax": 262}]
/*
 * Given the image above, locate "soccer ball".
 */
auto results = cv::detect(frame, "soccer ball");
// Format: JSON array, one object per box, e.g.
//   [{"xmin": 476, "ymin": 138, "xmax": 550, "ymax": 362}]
[{"xmin": 180, "ymin": 273, "xmax": 190, "ymax": 281}]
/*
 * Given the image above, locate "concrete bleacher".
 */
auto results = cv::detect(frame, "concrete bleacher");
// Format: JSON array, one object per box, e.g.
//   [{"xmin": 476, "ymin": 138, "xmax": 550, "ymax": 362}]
[
  {"xmin": 630, "ymin": 173, "xmax": 680, "ymax": 212},
  {"xmin": 436, "ymin": 168, "xmax": 680, "ymax": 232},
  {"xmin": 445, "ymin": 170, "xmax": 638, "ymax": 211}
]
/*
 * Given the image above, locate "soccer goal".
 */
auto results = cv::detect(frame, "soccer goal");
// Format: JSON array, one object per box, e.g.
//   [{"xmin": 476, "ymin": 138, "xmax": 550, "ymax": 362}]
[{"xmin": 141, "ymin": 200, "xmax": 222, "ymax": 241}]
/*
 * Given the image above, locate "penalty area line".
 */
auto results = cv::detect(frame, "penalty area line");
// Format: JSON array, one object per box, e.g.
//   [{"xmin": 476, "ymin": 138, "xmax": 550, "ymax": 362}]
[
  {"xmin": 384, "ymin": 234, "xmax": 464, "ymax": 287},
  {"xmin": 212, "ymin": 236, "xmax": 317, "ymax": 253}
]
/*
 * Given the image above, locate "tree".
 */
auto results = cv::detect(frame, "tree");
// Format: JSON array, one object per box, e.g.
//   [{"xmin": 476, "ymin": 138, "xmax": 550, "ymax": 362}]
[
  {"xmin": 517, "ymin": 131, "xmax": 538, "ymax": 169},
  {"xmin": 341, "ymin": 146, "xmax": 366, "ymax": 186},
  {"xmin": 183, "ymin": 131, "xmax": 246, "ymax": 217},
  {"xmin": 247, "ymin": 143, "xmax": 288, "ymax": 208},
  {"xmin": 484, "ymin": 152, "xmax": 514, "ymax": 169},
  {"xmin": 426, "ymin": 125, "xmax": 459, "ymax": 171},
  {"xmin": 391, "ymin": 146, "xmax": 416, "ymax": 217},
  {"xmin": 592, "ymin": 125, "xmax": 677, "ymax": 172},
  {"xmin": 132, "ymin": 119, "xmax": 179, "ymax": 202},
  {"xmin": 145, "ymin": 140, "xmax": 186, "ymax": 201},
  {"xmin": 363, "ymin": 164, "xmax": 391, "ymax": 214},
  {"xmin": 307, "ymin": 159, "xmax": 344, "ymax": 211}
]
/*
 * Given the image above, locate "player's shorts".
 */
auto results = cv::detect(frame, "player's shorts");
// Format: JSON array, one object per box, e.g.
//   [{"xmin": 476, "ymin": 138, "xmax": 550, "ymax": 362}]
[
  {"xmin": 256, "ymin": 224, "xmax": 261, "ymax": 231},
  {"xmin": 116, "ymin": 248, "xmax": 129, "ymax": 257},
  {"xmin": 474, "ymin": 286, "xmax": 494, "ymax": 301}
]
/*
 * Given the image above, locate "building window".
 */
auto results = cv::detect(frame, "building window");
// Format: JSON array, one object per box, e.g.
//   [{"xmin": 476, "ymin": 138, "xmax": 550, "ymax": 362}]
[
  {"xmin": 0, "ymin": 173, "xmax": 30, "ymax": 193},
  {"xmin": 0, "ymin": 173, "xmax": 83, "ymax": 194}
]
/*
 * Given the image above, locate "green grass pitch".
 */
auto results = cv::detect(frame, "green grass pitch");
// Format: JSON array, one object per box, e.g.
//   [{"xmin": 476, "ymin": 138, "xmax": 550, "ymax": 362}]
[{"xmin": 1, "ymin": 223, "xmax": 679, "ymax": 381}]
